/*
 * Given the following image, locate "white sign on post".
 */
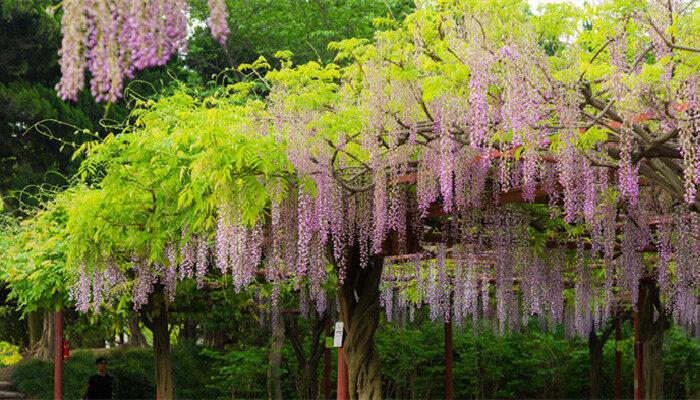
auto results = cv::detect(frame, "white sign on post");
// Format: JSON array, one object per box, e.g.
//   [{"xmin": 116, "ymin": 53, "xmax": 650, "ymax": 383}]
[{"xmin": 333, "ymin": 321, "xmax": 344, "ymax": 347}]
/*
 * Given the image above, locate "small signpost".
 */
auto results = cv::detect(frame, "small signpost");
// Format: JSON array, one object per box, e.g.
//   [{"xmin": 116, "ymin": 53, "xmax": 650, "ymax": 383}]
[{"xmin": 333, "ymin": 322, "xmax": 344, "ymax": 347}]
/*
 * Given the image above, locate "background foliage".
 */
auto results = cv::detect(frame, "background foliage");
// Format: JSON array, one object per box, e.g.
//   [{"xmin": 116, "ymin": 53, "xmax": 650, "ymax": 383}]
[{"xmin": 10, "ymin": 317, "xmax": 697, "ymax": 399}]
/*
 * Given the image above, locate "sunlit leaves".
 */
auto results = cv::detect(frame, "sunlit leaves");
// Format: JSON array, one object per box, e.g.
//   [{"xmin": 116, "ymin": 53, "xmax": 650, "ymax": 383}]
[
  {"xmin": 62, "ymin": 88, "xmax": 292, "ymax": 304},
  {"xmin": 576, "ymin": 127, "xmax": 609, "ymax": 150},
  {"xmin": 328, "ymin": 38, "xmax": 371, "ymax": 64},
  {"xmin": 0, "ymin": 189, "xmax": 85, "ymax": 313}
]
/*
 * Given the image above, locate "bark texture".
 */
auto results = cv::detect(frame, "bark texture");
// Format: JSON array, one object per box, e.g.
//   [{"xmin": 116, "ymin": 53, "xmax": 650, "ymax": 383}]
[
  {"xmin": 32, "ymin": 312, "xmax": 53, "ymax": 361},
  {"xmin": 27, "ymin": 311, "xmax": 43, "ymax": 348},
  {"xmin": 638, "ymin": 281, "xmax": 669, "ymax": 400},
  {"xmin": 127, "ymin": 317, "xmax": 148, "ymax": 347},
  {"xmin": 203, "ymin": 328, "xmax": 226, "ymax": 350},
  {"xmin": 285, "ymin": 312, "xmax": 327, "ymax": 399},
  {"xmin": 142, "ymin": 293, "xmax": 175, "ymax": 400},
  {"xmin": 337, "ymin": 249, "xmax": 383, "ymax": 400},
  {"xmin": 268, "ymin": 304, "xmax": 285, "ymax": 400},
  {"xmin": 179, "ymin": 317, "xmax": 198, "ymax": 343},
  {"xmin": 588, "ymin": 321, "xmax": 615, "ymax": 399}
]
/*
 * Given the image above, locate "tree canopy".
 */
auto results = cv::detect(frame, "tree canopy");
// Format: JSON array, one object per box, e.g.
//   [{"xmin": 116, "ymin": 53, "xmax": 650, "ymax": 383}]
[
  {"xmin": 1, "ymin": 0, "xmax": 698, "ymax": 399},
  {"xmin": 6, "ymin": 0, "xmax": 694, "ymax": 344}
]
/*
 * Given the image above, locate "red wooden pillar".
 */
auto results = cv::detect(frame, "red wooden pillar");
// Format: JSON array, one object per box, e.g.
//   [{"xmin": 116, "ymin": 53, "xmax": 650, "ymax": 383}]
[
  {"xmin": 445, "ymin": 319, "xmax": 454, "ymax": 400},
  {"xmin": 53, "ymin": 309, "xmax": 63, "ymax": 400},
  {"xmin": 324, "ymin": 318, "xmax": 332, "ymax": 400},
  {"xmin": 337, "ymin": 346, "xmax": 349, "ymax": 400},
  {"xmin": 614, "ymin": 316, "xmax": 622, "ymax": 400}
]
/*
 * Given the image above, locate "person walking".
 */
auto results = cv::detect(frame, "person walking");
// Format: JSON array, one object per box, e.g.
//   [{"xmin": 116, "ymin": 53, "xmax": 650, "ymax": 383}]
[{"xmin": 84, "ymin": 357, "xmax": 113, "ymax": 399}]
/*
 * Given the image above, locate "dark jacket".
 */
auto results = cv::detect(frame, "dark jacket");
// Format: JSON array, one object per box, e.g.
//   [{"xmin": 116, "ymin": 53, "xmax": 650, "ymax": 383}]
[{"xmin": 85, "ymin": 373, "xmax": 113, "ymax": 399}]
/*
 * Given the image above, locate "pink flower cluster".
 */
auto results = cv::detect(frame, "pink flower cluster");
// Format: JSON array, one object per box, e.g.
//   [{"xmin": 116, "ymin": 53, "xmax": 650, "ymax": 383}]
[{"xmin": 57, "ymin": 0, "xmax": 228, "ymax": 102}]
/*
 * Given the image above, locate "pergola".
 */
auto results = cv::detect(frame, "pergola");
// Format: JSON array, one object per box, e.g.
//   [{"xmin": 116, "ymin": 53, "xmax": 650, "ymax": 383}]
[{"xmin": 326, "ymin": 162, "xmax": 684, "ymax": 400}]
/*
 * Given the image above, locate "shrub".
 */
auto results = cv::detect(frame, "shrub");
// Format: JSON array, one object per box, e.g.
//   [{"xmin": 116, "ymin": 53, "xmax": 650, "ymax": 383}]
[
  {"xmin": 12, "ymin": 350, "xmax": 94, "ymax": 399},
  {"xmin": 12, "ymin": 344, "xmax": 217, "ymax": 399},
  {"xmin": 203, "ymin": 346, "xmax": 269, "ymax": 399},
  {"xmin": 0, "ymin": 341, "xmax": 21, "ymax": 367}
]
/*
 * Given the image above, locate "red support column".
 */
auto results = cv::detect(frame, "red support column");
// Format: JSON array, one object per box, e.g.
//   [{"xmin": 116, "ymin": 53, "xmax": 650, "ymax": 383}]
[
  {"xmin": 445, "ymin": 319, "xmax": 454, "ymax": 400},
  {"xmin": 53, "ymin": 309, "xmax": 63, "ymax": 400},
  {"xmin": 324, "ymin": 318, "xmax": 332, "ymax": 400},
  {"xmin": 615, "ymin": 316, "xmax": 622, "ymax": 400},
  {"xmin": 337, "ymin": 346, "xmax": 349, "ymax": 400}
]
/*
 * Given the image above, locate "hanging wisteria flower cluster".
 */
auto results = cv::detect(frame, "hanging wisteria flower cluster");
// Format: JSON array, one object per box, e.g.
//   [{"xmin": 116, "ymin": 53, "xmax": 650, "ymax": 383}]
[
  {"xmin": 378, "ymin": 208, "xmax": 698, "ymax": 336},
  {"xmin": 66, "ymin": 0, "xmax": 698, "ymax": 337},
  {"xmin": 71, "ymin": 233, "xmax": 214, "ymax": 312},
  {"xmin": 56, "ymin": 0, "xmax": 229, "ymax": 102}
]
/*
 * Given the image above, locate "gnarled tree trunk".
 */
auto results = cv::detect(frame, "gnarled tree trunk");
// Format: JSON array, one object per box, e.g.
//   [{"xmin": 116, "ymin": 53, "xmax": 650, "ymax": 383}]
[
  {"xmin": 285, "ymin": 311, "xmax": 327, "ymax": 399},
  {"xmin": 268, "ymin": 302, "xmax": 285, "ymax": 400},
  {"xmin": 638, "ymin": 281, "xmax": 669, "ymax": 400},
  {"xmin": 588, "ymin": 332, "xmax": 604, "ymax": 399},
  {"xmin": 337, "ymin": 248, "xmax": 383, "ymax": 400},
  {"xmin": 142, "ymin": 290, "xmax": 175, "ymax": 400},
  {"xmin": 127, "ymin": 317, "xmax": 148, "ymax": 347},
  {"xmin": 27, "ymin": 311, "xmax": 43, "ymax": 348},
  {"xmin": 179, "ymin": 317, "xmax": 198, "ymax": 344},
  {"xmin": 203, "ymin": 328, "xmax": 226, "ymax": 350},
  {"xmin": 33, "ymin": 312, "xmax": 53, "ymax": 361},
  {"xmin": 588, "ymin": 321, "xmax": 615, "ymax": 399}
]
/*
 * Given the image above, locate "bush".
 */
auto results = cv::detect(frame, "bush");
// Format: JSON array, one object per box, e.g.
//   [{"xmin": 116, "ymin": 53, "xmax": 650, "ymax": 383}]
[
  {"xmin": 375, "ymin": 316, "xmax": 699, "ymax": 399},
  {"xmin": 203, "ymin": 346, "xmax": 269, "ymax": 399},
  {"xmin": 11, "ymin": 321, "xmax": 697, "ymax": 399},
  {"xmin": 12, "ymin": 350, "xmax": 94, "ymax": 399},
  {"xmin": 107, "ymin": 348, "xmax": 155, "ymax": 399},
  {"xmin": 12, "ymin": 344, "xmax": 217, "ymax": 399},
  {"xmin": 0, "ymin": 341, "xmax": 21, "ymax": 366},
  {"xmin": 173, "ymin": 342, "xmax": 219, "ymax": 399}
]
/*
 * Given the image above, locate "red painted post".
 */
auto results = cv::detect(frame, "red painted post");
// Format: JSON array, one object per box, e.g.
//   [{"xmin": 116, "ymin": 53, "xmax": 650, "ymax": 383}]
[
  {"xmin": 324, "ymin": 318, "xmax": 332, "ymax": 400},
  {"xmin": 615, "ymin": 316, "xmax": 622, "ymax": 400},
  {"xmin": 53, "ymin": 309, "xmax": 63, "ymax": 400},
  {"xmin": 337, "ymin": 346, "xmax": 349, "ymax": 400},
  {"xmin": 445, "ymin": 319, "xmax": 454, "ymax": 400}
]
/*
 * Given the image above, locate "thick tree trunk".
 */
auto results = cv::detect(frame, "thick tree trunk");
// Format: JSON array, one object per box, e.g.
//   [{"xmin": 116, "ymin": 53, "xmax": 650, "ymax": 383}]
[
  {"xmin": 27, "ymin": 311, "xmax": 43, "ymax": 348},
  {"xmin": 147, "ymin": 298, "xmax": 175, "ymax": 400},
  {"xmin": 305, "ymin": 318, "xmax": 324, "ymax": 400},
  {"xmin": 286, "ymin": 312, "xmax": 327, "ymax": 399},
  {"xmin": 337, "ymin": 250, "xmax": 383, "ymax": 400},
  {"xmin": 127, "ymin": 317, "xmax": 148, "ymax": 347},
  {"xmin": 642, "ymin": 336, "xmax": 664, "ymax": 400},
  {"xmin": 588, "ymin": 330, "xmax": 605, "ymax": 399},
  {"xmin": 587, "ymin": 318, "xmax": 617, "ymax": 399},
  {"xmin": 203, "ymin": 328, "xmax": 226, "ymax": 350},
  {"xmin": 638, "ymin": 281, "xmax": 668, "ymax": 400},
  {"xmin": 179, "ymin": 317, "xmax": 198, "ymax": 343},
  {"xmin": 33, "ymin": 312, "xmax": 54, "ymax": 361},
  {"xmin": 268, "ymin": 305, "xmax": 285, "ymax": 400}
]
